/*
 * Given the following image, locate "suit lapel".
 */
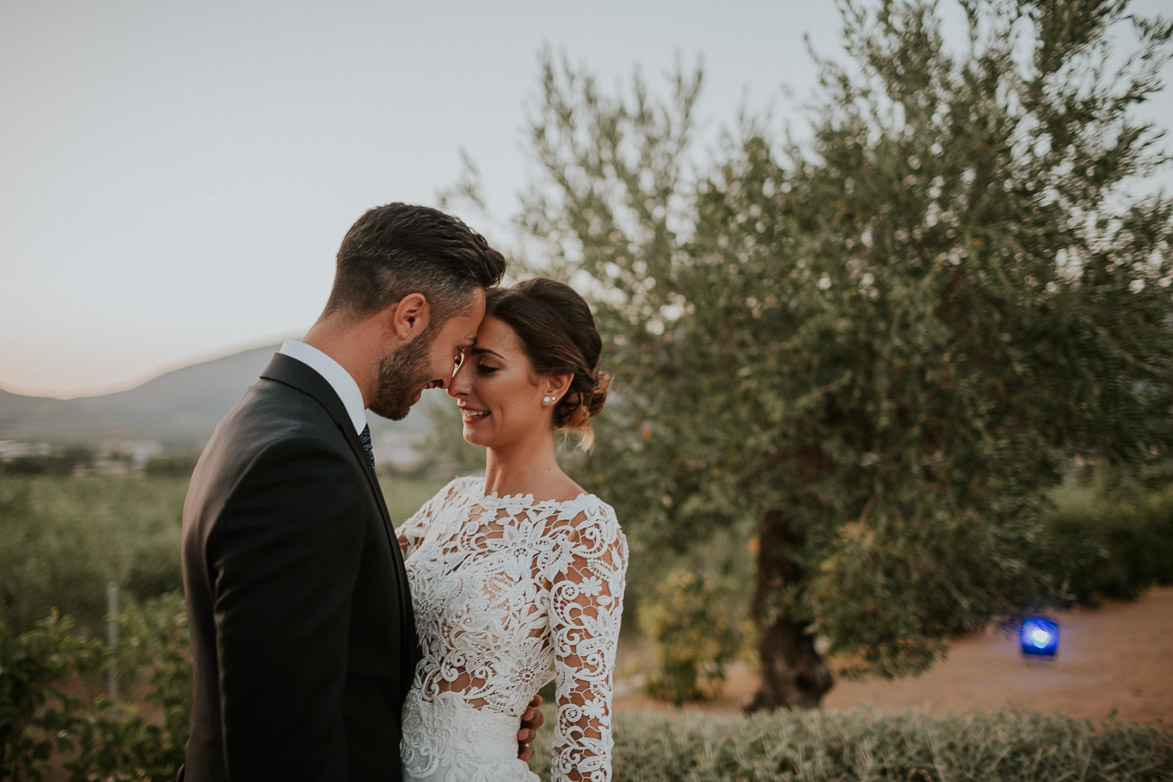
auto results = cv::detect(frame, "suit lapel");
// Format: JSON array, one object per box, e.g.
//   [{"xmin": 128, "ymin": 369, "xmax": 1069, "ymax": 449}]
[
  {"xmin": 259, "ymin": 354, "xmax": 397, "ymax": 535},
  {"xmin": 258, "ymin": 354, "xmax": 415, "ymax": 650}
]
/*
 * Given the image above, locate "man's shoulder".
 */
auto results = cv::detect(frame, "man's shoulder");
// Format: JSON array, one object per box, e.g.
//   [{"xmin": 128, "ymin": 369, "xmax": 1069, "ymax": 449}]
[
  {"xmin": 199, "ymin": 382, "xmax": 341, "ymax": 470},
  {"xmin": 231, "ymin": 375, "xmax": 333, "ymax": 427},
  {"xmin": 187, "ymin": 394, "xmax": 359, "ymax": 519}
]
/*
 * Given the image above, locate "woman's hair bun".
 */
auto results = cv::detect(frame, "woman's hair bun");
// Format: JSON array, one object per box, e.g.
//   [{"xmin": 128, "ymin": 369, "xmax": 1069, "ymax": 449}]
[{"xmin": 584, "ymin": 370, "xmax": 611, "ymax": 418}]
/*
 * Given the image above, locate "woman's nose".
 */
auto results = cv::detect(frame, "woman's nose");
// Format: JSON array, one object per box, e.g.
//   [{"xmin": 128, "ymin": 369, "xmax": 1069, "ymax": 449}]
[{"xmin": 447, "ymin": 362, "xmax": 470, "ymax": 398}]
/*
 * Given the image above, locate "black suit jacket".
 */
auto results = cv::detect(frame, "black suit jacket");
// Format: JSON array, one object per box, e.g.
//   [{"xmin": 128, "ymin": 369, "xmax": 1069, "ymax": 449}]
[{"xmin": 180, "ymin": 353, "xmax": 417, "ymax": 782}]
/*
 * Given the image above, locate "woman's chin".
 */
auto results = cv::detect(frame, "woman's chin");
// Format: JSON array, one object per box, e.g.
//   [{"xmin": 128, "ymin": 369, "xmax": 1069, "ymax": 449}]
[{"xmin": 461, "ymin": 428, "xmax": 488, "ymax": 448}]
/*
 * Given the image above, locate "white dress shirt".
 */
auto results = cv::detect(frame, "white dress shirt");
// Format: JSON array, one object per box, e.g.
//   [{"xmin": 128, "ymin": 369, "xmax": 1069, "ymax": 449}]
[{"xmin": 278, "ymin": 339, "xmax": 368, "ymax": 436}]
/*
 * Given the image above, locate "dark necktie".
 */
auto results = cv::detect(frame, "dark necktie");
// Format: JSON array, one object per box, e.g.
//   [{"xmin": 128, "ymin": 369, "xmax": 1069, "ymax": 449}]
[{"xmin": 359, "ymin": 424, "xmax": 376, "ymax": 471}]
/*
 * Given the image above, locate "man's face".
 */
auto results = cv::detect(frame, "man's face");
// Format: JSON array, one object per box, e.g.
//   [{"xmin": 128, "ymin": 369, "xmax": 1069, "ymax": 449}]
[{"xmin": 368, "ymin": 288, "xmax": 486, "ymax": 421}]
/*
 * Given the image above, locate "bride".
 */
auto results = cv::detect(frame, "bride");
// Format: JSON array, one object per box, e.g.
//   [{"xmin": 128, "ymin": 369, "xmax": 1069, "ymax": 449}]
[{"xmin": 396, "ymin": 277, "xmax": 627, "ymax": 781}]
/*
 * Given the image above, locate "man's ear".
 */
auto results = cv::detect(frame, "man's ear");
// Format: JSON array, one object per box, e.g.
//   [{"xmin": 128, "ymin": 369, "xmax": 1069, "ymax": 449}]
[{"xmin": 386, "ymin": 293, "xmax": 430, "ymax": 341}]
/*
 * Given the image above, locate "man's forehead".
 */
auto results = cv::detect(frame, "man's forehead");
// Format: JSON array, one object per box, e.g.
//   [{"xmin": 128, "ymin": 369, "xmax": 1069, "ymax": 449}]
[
  {"xmin": 467, "ymin": 287, "xmax": 487, "ymax": 316},
  {"xmin": 443, "ymin": 309, "xmax": 481, "ymax": 342}
]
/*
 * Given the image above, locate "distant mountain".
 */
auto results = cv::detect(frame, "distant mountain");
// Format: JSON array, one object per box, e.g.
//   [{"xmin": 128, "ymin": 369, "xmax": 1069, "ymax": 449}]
[{"xmin": 0, "ymin": 345, "xmax": 438, "ymax": 446}]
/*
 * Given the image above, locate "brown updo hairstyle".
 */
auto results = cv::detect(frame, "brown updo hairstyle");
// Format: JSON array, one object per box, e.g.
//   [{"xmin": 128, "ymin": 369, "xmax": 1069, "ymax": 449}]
[{"xmin": 484, "ymin": 277, "xmax": 611, "ymax": 449}]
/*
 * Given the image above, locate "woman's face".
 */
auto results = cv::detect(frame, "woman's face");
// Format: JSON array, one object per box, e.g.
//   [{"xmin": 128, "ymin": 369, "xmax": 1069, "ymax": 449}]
[{"xmin": 447, "ymin": 315, "xmax": 553, "ymax": 450}]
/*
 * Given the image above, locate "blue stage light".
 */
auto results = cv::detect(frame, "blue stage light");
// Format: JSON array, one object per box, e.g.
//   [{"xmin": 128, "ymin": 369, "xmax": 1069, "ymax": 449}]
[{"xmin": 1020, "ymin": 617, "xmax": 1058, "ymax": 657}]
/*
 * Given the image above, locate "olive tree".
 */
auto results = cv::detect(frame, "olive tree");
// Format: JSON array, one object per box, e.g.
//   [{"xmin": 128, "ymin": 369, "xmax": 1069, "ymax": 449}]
[{"xmin": 516, "ymin": 0, "xmax": 1173, "ymax": 708}]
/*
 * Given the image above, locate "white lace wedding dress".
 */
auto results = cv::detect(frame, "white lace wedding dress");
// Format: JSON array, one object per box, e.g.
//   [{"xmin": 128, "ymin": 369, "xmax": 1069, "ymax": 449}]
[{"xmin": 397, "ymin": 477, "xmax": 628, "ymax": 782}]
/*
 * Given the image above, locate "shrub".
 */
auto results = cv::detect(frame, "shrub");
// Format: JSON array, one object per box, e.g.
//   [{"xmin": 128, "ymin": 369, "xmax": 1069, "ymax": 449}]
[
  {"xmin": 0, "ymin": 611, "xmax": 102, "ymax": 780},
  {"xmin": 638, "ymin": 568, "xmax": 745, "ymax": 705},
  {"xmin": 524, "ymin": 707, "xmax": 1172, "ymax": 780},
  {"xmin": 0, "ymin": 593, "xmax": 191, "ymax": 782},
  {"xmin": 605, "ymin": 708, "xmax": 1171, "ymax": 781},
  {"xmin": 1043, "ymin": 469, "xmax": 1173, "ymax": 605},
  {"xmin": 64, "ymin": 591, "xmax": 191, "ymax": 782}
]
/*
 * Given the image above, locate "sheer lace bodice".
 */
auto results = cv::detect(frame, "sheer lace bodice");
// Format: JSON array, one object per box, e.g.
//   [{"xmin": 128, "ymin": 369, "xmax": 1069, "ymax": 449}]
[{"xmin": 397, "ymin": 477, "xmax": 627, "ymax": 782}]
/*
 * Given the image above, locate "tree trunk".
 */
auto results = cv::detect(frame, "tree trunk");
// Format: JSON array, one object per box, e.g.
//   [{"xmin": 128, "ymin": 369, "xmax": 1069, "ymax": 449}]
[{"xmin": 746, "ymin": 508, "xmax": 833, "ymax": 711}]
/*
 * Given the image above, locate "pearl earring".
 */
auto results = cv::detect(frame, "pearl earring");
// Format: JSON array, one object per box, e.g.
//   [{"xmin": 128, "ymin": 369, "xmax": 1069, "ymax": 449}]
[{"xmin": 543, "ymin": 395, "xmax": 556, "ymax": 404}]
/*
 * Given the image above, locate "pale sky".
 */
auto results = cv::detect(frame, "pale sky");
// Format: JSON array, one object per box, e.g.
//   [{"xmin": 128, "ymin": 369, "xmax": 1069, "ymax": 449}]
[{"xmin": 3, "ymin": 0, "xmax": 1171, "ymax": 398}]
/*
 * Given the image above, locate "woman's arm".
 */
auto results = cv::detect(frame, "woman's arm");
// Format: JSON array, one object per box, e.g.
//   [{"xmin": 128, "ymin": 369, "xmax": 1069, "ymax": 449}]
[{"xmin": 547, "ymin": 505, "xmax": 628, "ymax": 782}]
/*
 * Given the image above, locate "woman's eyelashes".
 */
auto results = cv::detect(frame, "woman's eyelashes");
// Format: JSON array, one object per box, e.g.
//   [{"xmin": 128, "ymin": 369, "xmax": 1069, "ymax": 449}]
[{"xmin": 477, "ymin": 363, "xmax": 500, "ymax": 375}]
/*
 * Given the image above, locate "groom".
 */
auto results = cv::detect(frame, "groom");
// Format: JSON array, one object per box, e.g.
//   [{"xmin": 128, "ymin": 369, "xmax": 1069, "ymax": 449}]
[{"xmin": 180, "ymin": 204, "xmax": 515, "ymax": 781}]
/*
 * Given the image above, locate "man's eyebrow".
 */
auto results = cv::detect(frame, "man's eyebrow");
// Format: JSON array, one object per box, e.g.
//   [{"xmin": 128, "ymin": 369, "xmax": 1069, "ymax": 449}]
[{"xmin": 470, "ymin": 347, "xmax": 504, "ymax": 359}]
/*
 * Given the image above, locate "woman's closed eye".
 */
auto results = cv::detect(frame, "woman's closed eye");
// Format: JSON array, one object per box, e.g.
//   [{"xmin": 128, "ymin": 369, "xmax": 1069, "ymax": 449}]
[{"xmin": 477, "ymin": 363, "xmax": 500, "ymax": 375}]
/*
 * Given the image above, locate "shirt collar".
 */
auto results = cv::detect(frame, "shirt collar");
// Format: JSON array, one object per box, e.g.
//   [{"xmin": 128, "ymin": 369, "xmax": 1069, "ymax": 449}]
[{"xmin": 278, "ymin": 339, "xmax": 368, "ymax": 435}]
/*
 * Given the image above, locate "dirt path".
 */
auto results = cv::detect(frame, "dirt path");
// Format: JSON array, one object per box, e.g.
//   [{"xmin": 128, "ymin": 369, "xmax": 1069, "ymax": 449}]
[{"xmin": 614, "ymin": 586, "xmax": 1173, "ymax": 727}]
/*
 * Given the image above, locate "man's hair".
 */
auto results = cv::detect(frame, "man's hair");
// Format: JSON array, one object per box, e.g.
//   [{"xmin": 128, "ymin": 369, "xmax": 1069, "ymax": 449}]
[{"xmin": 324, "ymin": 203, "xmax": 506, "ymax": 323}]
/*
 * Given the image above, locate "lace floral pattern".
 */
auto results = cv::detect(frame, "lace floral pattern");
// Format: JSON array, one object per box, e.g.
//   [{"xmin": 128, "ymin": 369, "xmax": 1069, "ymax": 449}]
[{"xmin": 398, "ymin": 477, "xmax": 627, "ymax": 782}]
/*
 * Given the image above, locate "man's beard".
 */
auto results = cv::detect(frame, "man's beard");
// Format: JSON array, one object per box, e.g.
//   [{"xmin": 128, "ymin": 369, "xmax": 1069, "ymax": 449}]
[{"xmin": 368, "ymin": 328, "xmax": 437, "ymax": 421}]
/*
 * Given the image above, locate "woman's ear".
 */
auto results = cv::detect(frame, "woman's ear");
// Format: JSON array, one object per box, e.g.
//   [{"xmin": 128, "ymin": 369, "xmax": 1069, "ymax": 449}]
[
  {"xmin": 543, "ymin": 373, "xmax": 574, "ymax": 403},
  {"xmin": 386, "ymin": 293, "xmax": 430, "ymax": 340}
]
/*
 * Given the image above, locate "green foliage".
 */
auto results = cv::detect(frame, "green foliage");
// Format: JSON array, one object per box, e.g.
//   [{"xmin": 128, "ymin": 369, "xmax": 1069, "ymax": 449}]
[
  {"xmin": 0, "ymin": 472, "xmax": 448, "ymax": 634},
  {"xmin": 515, "ymin": 0, "xmax": 1173, "ymax": 689},
  {"xmin": 524, "ymin": 706, "xmax": 1172, "ymax": 781},
  {"xmin": 604, "ymin": 707, "xmax": 1173, "ymax": 781},
  {"xmin": 0, "ymin": 462, "xmax": 459, "ymax": 781},
  {"xmin": 63, "ymin": 592, "xmax": 192, "ymax": 782},
  {"xmin": 0, "ymin": 447, "xmax": 95, "ymax": 476},
  {"xmin": 1039, "ymin": 466, "xmax": 1173, "ymax": 604},
  {"xmin": 142, "ymin": 452, "xmax": 200, "ymax": 478},
  {"xmin": 0, "ymin": 476, "xmax": 188, "ymax": 632},
  {"xmin": 638, "ymin": 569, "xmax": 745, "ymax": 705},
  {"xmin": 0, "ymin": 593, "xmax": 191, "ymax": 782},
  {"xmin": 0, "ymin": 611, "xmax": 102, "ymax": 781}
]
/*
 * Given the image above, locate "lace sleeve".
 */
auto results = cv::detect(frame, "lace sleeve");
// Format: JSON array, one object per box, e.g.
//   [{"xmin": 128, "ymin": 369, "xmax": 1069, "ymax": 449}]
[
  {"xmin": 547, "ymin": 501, "xmax": 628, "ymax": 782},
  {"xmin": 396, "ymin": 477, "xmax": 468, "ymax": 559}
]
